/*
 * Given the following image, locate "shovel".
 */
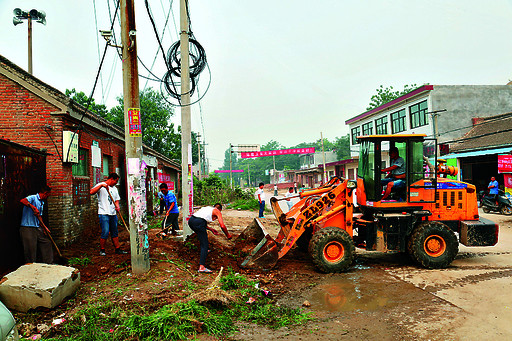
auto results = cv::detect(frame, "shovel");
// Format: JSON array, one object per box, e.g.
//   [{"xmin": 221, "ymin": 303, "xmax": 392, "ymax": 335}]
[
  {"xmin": 36, "ymin": 215, "xmax": 68, "ymax": 265},
  {"xmin": 106, "ymin": 188, "xmax": 130, "ymax": 234}
]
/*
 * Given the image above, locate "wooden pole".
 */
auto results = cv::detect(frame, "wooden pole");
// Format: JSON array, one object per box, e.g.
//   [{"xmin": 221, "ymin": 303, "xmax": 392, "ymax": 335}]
[{"xmin": 121, "ymin": 0, "xmax": 149, "ymax": 274}]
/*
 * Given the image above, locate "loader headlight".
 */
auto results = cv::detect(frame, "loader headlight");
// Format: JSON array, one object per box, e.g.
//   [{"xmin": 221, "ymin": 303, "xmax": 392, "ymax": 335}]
[{"xmin": 347, "ymin": 180, "xmax": 357, "ymax": 189}]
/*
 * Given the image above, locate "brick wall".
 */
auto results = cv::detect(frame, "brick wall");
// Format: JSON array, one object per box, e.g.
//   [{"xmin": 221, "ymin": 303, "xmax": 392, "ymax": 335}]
[{"xmin": 0, "ymin": 73, "xmax": 127, "ymax": 245}]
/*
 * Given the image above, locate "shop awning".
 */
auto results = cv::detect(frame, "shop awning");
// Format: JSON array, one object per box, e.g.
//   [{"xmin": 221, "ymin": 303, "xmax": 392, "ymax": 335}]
[{"xmin": 441, "ymin": 146, "xmax": 512, "ymax": 159}]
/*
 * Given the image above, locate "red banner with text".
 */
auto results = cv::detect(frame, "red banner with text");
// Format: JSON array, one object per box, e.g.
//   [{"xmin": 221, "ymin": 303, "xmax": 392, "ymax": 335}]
[{"xmin": 241, "ymin": 147, "xmax": 315, "ymax": 158}]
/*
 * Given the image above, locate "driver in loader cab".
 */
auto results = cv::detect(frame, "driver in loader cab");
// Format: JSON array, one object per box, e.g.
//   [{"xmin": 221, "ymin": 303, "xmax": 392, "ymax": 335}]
[{"xmin": 381, "ymin": 146, "xmax": 406, "ymax": 200}]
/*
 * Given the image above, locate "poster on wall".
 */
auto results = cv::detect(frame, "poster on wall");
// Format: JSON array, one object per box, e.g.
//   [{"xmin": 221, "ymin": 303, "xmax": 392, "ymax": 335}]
[
  {"xmin": 504, "ymin": 173, "xmax": 512, "ymax": 199},
  {"xmin": 157, "ymin": 172, "xmax": 174, "ymax": 190}
]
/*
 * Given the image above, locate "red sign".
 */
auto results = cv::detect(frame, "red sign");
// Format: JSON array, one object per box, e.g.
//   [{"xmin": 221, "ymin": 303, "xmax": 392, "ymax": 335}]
[
  {"xmin": 241, "ymin": 147, "xmax": 315, "ymax": 158},
  {"xmin": 214, "ymin": 170, "xmax": 244, "ymax": 173},
  {"xmin": 498, "ymin": 155, "xmax": 512, "ymax": 173},
  {"xmin": 128, "ymin": 108, "xmax": 142, "ymax": 136},
  {"xmin": 157, "ymin": 172, "xmax": 174, "ymax": 190}
]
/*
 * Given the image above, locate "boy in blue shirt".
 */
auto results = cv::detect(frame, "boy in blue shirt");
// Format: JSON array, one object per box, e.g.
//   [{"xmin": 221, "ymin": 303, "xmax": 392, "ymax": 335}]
[
  {"xmin": 20, "ymin": 185, "xmax": 53, "ymax": 264},
  {"xmin": 158, "ymin": 183, "xmax": 180, "ymax": 237}
]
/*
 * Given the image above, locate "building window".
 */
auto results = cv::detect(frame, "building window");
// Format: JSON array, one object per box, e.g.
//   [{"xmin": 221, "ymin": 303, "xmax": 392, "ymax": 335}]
[
  {"xmin": 351, "ymin": 126, "xmax": 360, "ymax": 144},
  {"xmin": 72, "ymin": 148, "xmax": 88, "ymax": 176},
  {"xmin": 362, "ymin": 122, "xmax": 373, "ymax": 136},
  {"xmin": 375, "ymin": 116, "xmax": 388, "ymax": 134},
  {"xmin": 102, "ymin": 155, "xmax": 112, "ymax": 177},
  {"xmin": 391, "ymin": 109, "xmax": 406, "ymax": 133},
  {"xmin": 409, "ymin": 100, "xmax": 428, "ymax": 128}
]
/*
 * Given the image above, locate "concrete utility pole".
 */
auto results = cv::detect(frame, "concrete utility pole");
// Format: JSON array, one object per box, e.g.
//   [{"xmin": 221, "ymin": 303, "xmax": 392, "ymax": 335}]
[
  {"xmin": 229, "ymin": 144, "xmax": 233, "ymax": 188},
  {"xmin": 321, "ymin": 132, "xmax": 327, "ymax": 182},
  {"xmin": 120, "ymin": 0, "xmax": 149, "ymax": 274},
  {"xmin": 180, "ymin": 0, "xmax": 193, "ymax": 240},
  {"xmin": 197, "ymin": 135, "xmax": 202, "ymax": 181}
]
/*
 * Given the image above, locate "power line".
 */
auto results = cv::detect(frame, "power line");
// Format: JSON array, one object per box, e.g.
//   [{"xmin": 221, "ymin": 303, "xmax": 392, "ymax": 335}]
[{"xmin": 65, "ymin": 0, "xmax": 121, "ymax": 162}]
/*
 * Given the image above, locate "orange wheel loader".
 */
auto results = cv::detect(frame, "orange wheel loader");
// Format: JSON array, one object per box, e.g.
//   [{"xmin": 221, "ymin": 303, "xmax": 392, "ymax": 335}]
[{"xmin": 238, "ymin": 134, "xmax": 499, "ymax": 273}]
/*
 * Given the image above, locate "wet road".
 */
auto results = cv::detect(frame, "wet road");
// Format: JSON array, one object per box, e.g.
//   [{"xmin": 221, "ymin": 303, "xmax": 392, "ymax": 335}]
[{"xmin": 260, "ymin": 191, "xmax": 512, "ymax": 340}]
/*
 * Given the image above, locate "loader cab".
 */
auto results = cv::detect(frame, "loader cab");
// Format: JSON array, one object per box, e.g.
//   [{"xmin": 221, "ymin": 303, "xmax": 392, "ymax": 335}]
[{"xmin": 356, "ymin": 134, "xmax": 437, "ymax": 207}]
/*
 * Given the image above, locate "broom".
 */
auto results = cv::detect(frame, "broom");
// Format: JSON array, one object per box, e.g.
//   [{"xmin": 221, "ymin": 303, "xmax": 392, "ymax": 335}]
[{"xmin": 187, "ymin": 267, "xmax": 235, "ymax": 306}]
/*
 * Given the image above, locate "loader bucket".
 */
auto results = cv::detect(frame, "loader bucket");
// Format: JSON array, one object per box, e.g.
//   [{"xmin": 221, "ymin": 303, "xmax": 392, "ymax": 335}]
[{"xmin": 236, "ymin": 218, "xmax": 279, "ymax": 270}]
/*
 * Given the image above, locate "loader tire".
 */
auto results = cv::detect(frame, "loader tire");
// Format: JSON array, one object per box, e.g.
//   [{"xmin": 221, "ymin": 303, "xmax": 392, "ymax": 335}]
[
  {"xmin": 407, "ymin": 222, "xmax": 458, "ymax": 269},
  {"xmin": 309, "ymin": 227, "xmax": 354, "ymax": 273}
]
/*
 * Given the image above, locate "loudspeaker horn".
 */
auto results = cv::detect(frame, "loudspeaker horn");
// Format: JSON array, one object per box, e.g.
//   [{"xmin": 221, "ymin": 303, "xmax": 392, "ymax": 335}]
[{"xmin": 13, "ymin": 17, "xmax": 24, "ymax": 26}]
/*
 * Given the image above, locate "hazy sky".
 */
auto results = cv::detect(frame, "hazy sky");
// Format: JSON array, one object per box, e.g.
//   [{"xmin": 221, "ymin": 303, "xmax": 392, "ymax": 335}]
[{"xmin": 2, "ymin": 1, "xmax": 512, "ymax": 169}]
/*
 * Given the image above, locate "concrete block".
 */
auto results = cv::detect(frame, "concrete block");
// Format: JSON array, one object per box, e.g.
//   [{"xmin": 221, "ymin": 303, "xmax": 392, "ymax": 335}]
[{"xmin": 0, "ymin": 263, "xmax": 80, "ymax": 312}]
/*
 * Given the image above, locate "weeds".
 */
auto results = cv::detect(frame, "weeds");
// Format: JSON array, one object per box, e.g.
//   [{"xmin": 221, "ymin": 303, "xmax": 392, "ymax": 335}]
[
  {"xmin": 47, "ymin": 271, "xmax": 310, "ymax": 340},
  {"xmin": 67, "ymin": 257, "xmax": 92, "ymax": 267}
]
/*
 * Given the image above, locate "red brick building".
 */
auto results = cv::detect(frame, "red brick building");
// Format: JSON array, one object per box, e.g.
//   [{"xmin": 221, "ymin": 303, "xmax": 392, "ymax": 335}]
[{"xmin": 0, "ymin": 55, "xmax": 180, "ymax": 256}]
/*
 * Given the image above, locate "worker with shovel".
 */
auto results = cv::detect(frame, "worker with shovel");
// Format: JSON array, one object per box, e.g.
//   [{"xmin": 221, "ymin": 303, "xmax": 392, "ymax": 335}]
[
  {"xmin": 90, "ymin": 173, "xmax": 128, "ymax": 256},
  {"xmin": 188, "ymin": 204, "xmax": 232, "ymax": 273},
  {"xmin": 156, "ymin": 183, "xmax": 179, "ymax": 238},
  {"xmin": 20, "ymin": 185, "xmax": 53, "ymax": 264}
]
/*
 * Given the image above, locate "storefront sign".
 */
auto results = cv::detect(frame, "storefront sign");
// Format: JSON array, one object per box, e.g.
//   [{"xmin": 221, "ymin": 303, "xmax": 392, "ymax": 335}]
[{"xmin": 498, "ymin": 154, "xmax": 512, "ymax": 173}]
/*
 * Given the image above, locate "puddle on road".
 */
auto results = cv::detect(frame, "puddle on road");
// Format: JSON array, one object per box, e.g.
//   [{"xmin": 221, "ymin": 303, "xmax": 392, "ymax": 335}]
[{"xmin": 307, "ymin": 271, "xmax": 399, "ymax": 312}]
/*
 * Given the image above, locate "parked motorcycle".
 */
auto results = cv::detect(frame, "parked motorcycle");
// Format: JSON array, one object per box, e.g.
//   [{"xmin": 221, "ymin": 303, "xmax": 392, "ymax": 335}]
[{"xmin": 479, "ymin": 190, "xmax": 512, "ymax": 215}]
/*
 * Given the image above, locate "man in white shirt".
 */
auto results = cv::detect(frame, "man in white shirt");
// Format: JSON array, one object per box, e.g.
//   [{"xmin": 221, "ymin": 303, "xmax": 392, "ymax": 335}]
[
  {"xmin": 255, "ymin": 182, "xmax": 266, "ymax": 218},
  {"xmin": 90, "ymin": 173, "xmax": 128, "ymax": 256},
  {"xmin": 285, "ymin": 186, "xmax": 294, "ymax": 211}
]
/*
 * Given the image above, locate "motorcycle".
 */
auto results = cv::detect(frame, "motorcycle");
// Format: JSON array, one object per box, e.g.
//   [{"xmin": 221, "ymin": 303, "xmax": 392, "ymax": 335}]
[{"xmin": 479, "ymin": 190, "xmax": 512, "ymax": 215}]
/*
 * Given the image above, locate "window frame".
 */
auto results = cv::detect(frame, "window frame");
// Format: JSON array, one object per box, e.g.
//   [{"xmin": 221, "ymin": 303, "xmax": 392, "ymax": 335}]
[
  {"xmin": 409, "ymin": 100, "xmax": 428, "ymax": 129},
  {"xmin": 72, "ymin": 148, "xmax": 89, "ymax": 177},
  {"xmin": 362, "ymin": 122, "xmax": 373, "ymax": 136},
  {"xmin": 391, "ymin": 109, "xmax": 406, "ymax": 133},
  {"xmin": 375, "ymin": 116, "xmax": 388, "ymax": 135},
  {"xmin": 351, "ymin": 126, "xmax": 361, "ymax": 145}
]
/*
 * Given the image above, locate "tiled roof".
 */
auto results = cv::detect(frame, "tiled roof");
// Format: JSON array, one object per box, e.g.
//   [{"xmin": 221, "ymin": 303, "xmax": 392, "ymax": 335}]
[{"xmin": 450, "ymin": 112, "xmax": 512, "ymax": 152}]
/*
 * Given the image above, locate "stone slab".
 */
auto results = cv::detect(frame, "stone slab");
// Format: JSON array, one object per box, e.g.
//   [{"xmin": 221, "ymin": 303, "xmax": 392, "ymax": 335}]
[{"xmin": 0, "ymin": 263, "xmax": 80, "ymax": 312}]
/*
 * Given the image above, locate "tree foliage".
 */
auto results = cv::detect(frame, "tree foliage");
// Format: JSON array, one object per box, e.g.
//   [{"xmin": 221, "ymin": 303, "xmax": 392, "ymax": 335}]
[
  {"xmin": 218, "ymin": 136, "xmax": 353, "ymax": 187},
  {"xmin": 66, "ymin": 87, "xmax": 205, "ymax": 162},
  {"xmin": 366, "ymin": 84, "xmax": 418, "ymax": 111},
  {"xmin": 66, "ymin": 88, "xmax": 108, "ymax": 118}
]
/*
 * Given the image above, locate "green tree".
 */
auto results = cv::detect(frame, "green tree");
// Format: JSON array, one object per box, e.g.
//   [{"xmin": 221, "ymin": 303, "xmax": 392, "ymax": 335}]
[
  {"xmin": 333, "ymin": 134, "xmax": 351, "ymax": 160},
  {"xmin": 109, "ymin": 88, "xmax": 181, "ymax": 160},
  {"xmin": 366, "ymin": 84, "xmax": 418, "ymax": 111},
  {"xmin": 66, "ymin": 88, "xmax": 108, "ymax": 118}
]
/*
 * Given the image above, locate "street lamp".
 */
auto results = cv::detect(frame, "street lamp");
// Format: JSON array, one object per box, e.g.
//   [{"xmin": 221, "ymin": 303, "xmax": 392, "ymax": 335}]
[{"xmin": 13, "ymin": 8, "xmax": 46, "ymax": 75}]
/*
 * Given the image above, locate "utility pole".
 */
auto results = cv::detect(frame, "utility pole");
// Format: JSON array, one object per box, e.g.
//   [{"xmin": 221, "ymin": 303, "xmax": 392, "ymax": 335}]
[
  {"xmin": 321, "ymin": 132, "xmax": 327, "ymax": 183},
  {"xmin": 120, "ymin": 0, "xmax": 149, "ymax": 274},
  {"xmin": 197, "ymin": 135, "xmax": 202, "ymax": 181},
  {"xmin": 229, "ymin": 144, "xmax": 233, "ymax": 188},
  {"xmin": 180, "ymin": 0, "xmax": 193, "ymax": 240},
  {"xmin": 248, "ymin": 164, "xmax": 251, "ymax": 187}
]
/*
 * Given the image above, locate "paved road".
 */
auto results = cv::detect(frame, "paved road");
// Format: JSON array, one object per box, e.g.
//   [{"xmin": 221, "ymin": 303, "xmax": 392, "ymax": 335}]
[
  {"xmin": 265, "ymin": 188, "xmax": 512, "ymax": 339},
  {"xmin": 383, "ymin": 211, "xmax": 512, "ymax": 340}
]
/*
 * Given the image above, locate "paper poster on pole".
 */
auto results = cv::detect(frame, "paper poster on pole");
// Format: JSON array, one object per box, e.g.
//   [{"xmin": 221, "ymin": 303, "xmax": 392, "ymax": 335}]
[
  {"xmin": 188, "ymin": 144, "xmax": 194, "ymax": 219},
  {"xmin": 128, "ymin": 108, "xmax": 142, "ymax": 136}
]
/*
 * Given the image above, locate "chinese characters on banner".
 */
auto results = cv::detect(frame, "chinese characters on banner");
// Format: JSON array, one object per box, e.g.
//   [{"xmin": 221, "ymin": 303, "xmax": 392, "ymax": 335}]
[
  {"xmin": 157, "ymin": 172, "xmax": 174, "ymax": 190},
  {"xmin": 500, "ymin": 155, "xmax": 512, "ymax": 199},
  {"xmin": 128, "ymin": 108, "xmax": 142, "ymax": 136},
  {"xmin": 214, "ymin": 170, "xmax": 244, "ymax": 173},
  {"xmin": 240, "ymin": 147, "xmax": 315, "ymax": 158},
  {"xmin": 498, "ymin": 155, "xmax": 512, "ymax": 173}
]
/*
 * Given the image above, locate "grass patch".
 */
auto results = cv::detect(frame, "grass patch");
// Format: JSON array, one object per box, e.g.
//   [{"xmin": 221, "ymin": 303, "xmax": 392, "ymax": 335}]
[
  {"xmin": 46, "ymin": 271, "xmax": 311, "ymax": 340},
  {"xmin": 67, "ymin": 257, "xmax": 92, "ymax": 267},
  {"xmin": 230, "ymin": 198, "xmax": 260, "ymax": 211}
]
